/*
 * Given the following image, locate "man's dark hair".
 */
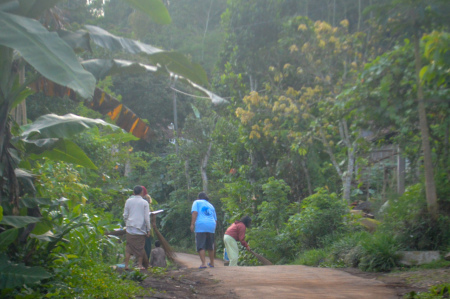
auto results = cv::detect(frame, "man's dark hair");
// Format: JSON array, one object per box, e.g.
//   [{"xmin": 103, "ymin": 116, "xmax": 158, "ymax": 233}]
[
  {"xmin": 133, "ymin": 185, "xmax": 143, "ymax": 195},
  {"xmin": 240, "ymin": 215, "xmax": 252, "ymax": 228},
  {"xmin": 197, "ymin": 192, "xmax": 209, "ymax": 201},
  {"xmin": 155, "ymin": 240, "xmax": 161, "ymax": 247}
]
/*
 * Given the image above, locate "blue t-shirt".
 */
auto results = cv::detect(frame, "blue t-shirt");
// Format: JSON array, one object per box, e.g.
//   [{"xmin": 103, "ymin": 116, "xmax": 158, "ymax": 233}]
[{"xmin": 191, "ymin": 199, "xmax": 217, "ymax": 233}]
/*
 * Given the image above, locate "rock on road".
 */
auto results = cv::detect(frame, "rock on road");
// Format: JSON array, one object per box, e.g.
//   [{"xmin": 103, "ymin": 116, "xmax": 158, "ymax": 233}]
[{"xmin": 174, "ymin": 252, "xmax": 397, "ymax": 299}]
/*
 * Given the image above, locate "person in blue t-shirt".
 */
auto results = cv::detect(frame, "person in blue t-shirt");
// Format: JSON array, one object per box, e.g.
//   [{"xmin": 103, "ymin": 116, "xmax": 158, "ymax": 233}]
[{"xmin": 190, "ymin": 192, "xmax": 217, "ymax": 268}]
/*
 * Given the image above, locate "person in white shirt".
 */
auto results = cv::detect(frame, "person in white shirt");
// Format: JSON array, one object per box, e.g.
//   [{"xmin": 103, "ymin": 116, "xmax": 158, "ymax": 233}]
[{"xmin": 123, "ymin": 185, "xmax": 151, "ymax": 270}]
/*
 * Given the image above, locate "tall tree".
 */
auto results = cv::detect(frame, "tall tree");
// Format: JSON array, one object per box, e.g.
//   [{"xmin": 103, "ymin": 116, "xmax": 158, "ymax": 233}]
[{"xmin": 368, "ymin": 0, "xmax": 450, "ymax": 218}]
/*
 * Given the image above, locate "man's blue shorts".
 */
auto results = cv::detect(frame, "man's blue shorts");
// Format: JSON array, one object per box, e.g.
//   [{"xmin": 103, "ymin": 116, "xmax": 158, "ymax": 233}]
[{"xmin": 195, "ymin": 232, "xmax": 215, "ymax": 251}]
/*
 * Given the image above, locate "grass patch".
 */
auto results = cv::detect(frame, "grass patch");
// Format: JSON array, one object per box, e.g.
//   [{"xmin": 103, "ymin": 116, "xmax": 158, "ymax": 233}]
[{"xmin": 292, "ymin": 248, "xmax": 328, "ymax": 266}]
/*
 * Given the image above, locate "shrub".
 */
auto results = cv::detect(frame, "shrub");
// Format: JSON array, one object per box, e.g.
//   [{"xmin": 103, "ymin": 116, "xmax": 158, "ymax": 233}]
[
  {"xmin": 293, "ymin": 248, "xmax": 329, "ymax": 267},
  {"xmin": 285, "ymin": 188, "xmax": 351, "ymax": 249},
  {"xmin": 358, "ymin": 233, "xmax": 400, "ymax": 272},
  {"xmin": 344, "ymin": 245, "xmax": 366, "ymax": 267},
  {"xmin": 329, "ymin": 231, "xmax": 370, "ymax": 264},
  {"xmin": 405, "ymin": 283, "xmax": 450, "ymax": 299},
  {"xmin": 380, "ymin": 184, "xmax": 450, "ymax": 250}
]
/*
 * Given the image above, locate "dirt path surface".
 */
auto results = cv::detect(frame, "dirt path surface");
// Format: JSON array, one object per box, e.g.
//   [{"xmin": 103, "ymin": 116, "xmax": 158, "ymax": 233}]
[{"xmin": 173, "ymin": 253, "xmax": 398, "ymax": 299}]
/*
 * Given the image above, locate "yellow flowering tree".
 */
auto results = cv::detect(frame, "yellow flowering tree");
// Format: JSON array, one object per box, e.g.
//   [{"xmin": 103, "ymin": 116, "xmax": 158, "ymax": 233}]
[{"xmin": 235, "ymin": 17, "xmax": 368, "ymax": 202}]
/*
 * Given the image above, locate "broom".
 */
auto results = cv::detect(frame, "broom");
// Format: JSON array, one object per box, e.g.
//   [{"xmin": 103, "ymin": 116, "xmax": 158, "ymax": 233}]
[
  {"xmin": 151, "ymin": 214, "xmax": 177, "ymax": 262},
  {"xmin": 247, "ymin": 248, "xmax": 273, "ymax": 265}
]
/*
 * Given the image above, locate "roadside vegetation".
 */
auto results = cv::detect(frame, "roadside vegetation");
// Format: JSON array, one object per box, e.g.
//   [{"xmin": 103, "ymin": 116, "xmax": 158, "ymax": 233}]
[{"xmin": 0, "ymin": 0, "xmax": 449, "ymax": 298}]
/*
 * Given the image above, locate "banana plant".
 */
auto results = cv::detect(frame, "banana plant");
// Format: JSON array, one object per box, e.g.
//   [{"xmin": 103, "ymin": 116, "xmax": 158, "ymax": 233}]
[
  {"xmin": 0, "ymin": 0, "xmax": 173, "ymax": 209},
  {"xmin": 0, "ymin": 0, "xmax": 171, "ymax": 289}
]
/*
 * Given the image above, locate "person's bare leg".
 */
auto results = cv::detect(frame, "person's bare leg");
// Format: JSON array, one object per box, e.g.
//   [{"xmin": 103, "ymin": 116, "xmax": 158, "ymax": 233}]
[
  {"xmin": 124, "ymin": 252, "xmax": 131, "ymax": 269},
  {"xmin": 198, "ymin": 249, "xmax": 207, "ymax": 267},
  {"xmin": 208, "ymin": 249, "xmax": 215, "ymax": 267},
  {"xmin": 137, "ymin": 256, "xmax": 144, "ymax": 269}
]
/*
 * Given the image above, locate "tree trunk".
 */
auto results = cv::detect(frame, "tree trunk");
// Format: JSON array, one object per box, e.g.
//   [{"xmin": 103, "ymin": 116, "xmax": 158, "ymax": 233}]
[
  {"xmin": 357, "ymin": 0, "xmax": 362, "ymax": 32},
  {"xmin": 414, "ymin": 34, "xmax": 439, "ymax": 218},
  {"xmin": 200, "ymin": 142, "xmax": 212, "ymax": 192},
  {"xmin": 201, "ymin": 0, "xmax": 213, "ymax": 62},
  {"xmin": 397, "ymin": 146, "xmax": 405, "ymax": 195},
  {"xmin": 342, "ymin": 143, "xmax": 356, "ymax": 203},
  {"xmin": 300, "ymin": 158, "xmax": 313, "ymax": 196},
  {"xmin": 185, "ymin": 159, "xmax": 191, "ymax": 190},
  {"xmin": 173, "ymin": 90, "xmax": 179, "ymax": 155},
  {"xmin": 10, "ymin": 64, "xmax": 27, "ymax": 126}
]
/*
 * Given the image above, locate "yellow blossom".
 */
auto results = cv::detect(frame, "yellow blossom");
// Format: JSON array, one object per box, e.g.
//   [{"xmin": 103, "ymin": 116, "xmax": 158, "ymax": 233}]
[
  {"xmin": 249, "ymin": 131, "xmax": 261, "ymax": 139},
  {"xmin": 289, "ymin": 44, "xmax": 298, "ymax": 53},
  {"xmin": 340, "ymin": 19, "xmax": 349, "ymax": 28},
  {"xmin": 286, "ymin": 87, "xmax": 299, "ymax": 97},
  {"xmin": 301, "ymin": 42, "xmax": 309, "ymax": 52},
  {"xmin": 298, "ymin": 24, "xmax": 307, "ymax": 31}
]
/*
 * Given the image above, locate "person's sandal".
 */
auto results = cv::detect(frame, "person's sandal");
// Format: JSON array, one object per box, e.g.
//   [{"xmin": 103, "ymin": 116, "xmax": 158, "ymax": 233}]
[{"xmin": 207, "ymin": 263, "xmax": 214, "ymax": 268}]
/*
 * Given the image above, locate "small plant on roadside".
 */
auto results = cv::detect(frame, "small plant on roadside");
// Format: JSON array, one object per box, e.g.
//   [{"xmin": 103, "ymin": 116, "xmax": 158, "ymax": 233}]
[
  {"xmin": 404, "ymin": 283, "xmax": 450, "ymax": 299},
  {"xmin": 148, "ymin": 266, "xmax": 168, "ymax": 277},
  {"xmin": 293, "ymin": 248, "xmax": 328, "ymax": 267},
  {"xmin": 121, "ymin": 269, "xmax": 148, "ymax": 282}
]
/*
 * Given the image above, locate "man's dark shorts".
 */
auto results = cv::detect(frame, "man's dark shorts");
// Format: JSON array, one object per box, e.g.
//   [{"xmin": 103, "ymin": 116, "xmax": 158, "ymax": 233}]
[{"xmin": 195, "ymin": 232, "xmax": 215, "ymax": 251}]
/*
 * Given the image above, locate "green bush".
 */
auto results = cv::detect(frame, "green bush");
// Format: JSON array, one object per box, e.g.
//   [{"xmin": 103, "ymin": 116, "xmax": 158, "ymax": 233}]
[
  {"xmin": 405, "ymin": 283, "xmax": 450, "ymax": 299},
  {"xmin": 329, "ymin": 231, "xmax": 370, "ymax": 264},
  {"xmin": 3, "ymin": 258, "xmax": 147, "ymax": 298},
  {"xmin": 380, "ymin": 184, "xmax": 450, "ymax": 250},
  {"xmin": 358, "ymin": 233, "xmax": 400, "ymax": 272},
  {"xmin": 285, "ymin": 188, "xmax": 351, "ymax": 249},
  {"xmin": 343, "ymin": 245, "xmax": 366, "ymax": 268},
  {"xmin": 293, "ymin": 248, "xmax": 328, "ymax": 267}
]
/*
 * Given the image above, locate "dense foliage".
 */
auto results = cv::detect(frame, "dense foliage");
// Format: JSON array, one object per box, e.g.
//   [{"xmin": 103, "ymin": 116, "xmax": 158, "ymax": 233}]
[{"xmin": 1, "ymin": 0, "xmax": 449, "ymax": 297}]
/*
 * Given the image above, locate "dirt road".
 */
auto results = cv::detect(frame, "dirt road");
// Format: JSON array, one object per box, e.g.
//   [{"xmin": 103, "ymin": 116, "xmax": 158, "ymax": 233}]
[{"xmin": 174, "ymin": 253, "xmax": 398, "ymax": 299}]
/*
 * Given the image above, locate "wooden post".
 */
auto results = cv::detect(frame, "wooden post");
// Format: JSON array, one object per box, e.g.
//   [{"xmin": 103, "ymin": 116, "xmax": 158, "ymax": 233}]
[{"xmin": 397, "ymin": 146, "xmax": 405, "ymax": 195}]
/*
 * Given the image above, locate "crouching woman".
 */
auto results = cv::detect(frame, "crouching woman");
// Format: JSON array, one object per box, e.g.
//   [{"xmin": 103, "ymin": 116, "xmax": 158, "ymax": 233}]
[{"xmin": 223, "ymin": 216, "xmax": 252, "ymax": 266}]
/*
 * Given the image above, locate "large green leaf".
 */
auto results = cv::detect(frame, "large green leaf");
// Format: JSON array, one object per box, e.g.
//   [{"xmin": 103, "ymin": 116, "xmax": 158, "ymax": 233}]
[
  {"xmin": 30, "ymin": 230, "xmax": 60, "ymax": 242},
  {"xmin": 29, "ymin": 139, "xmax": 97, "ymax": 170},
  {"xmin": 84, "ymin": 25, "xmax": 208, "ymax": 86},
  {"xmin": 31, "ymin": 220, "xmax": 52, "ymax": 235},
  {"xmin": 0, "ymin": 11, "xmax": 96, "ymax": 99},
  {"xmin": 123, "ymin": 0, "xmax": 171, "ymax": 25},
  {"xmin": 17, "ymin": 0, "xmax": 62, "ymax": 18},
  {"xmin": 21, "ymin": 113, "xmax": 120, "ymax": 140},
  {"xmin": 149, "ymin": 52, "xmax": 209, "ymax": 87},
  {"xmin": 15, "ymin": 168, "xmax": 35, "ymax": 193},
  {"xmin": 85, "ymin": 25, "xmax": 162, "ymax": 54},
  {"xmin": 0, "ymin": 216, "xmax": 40, "ymax": 228},
  {"xmin": 19, "ymin": 197, "xmax": 53, "ymax": 209},
  {"xmin": 57, "ymin": 29, "xmax": 92, "ymax": 53},
  {"xmin": 82, "ymin": 59, "xmax": 157, "ymax": 81},
  {"xmin": 82, "ymin": 59, "xmax": 228, "ymax": 105},
  {"xmin": 0, "ymin": 228, "xmax": 18, "ymax": 248},
  {"xmin": 0, "ymin": 253, "xmax": 51, "ymax": 289}
]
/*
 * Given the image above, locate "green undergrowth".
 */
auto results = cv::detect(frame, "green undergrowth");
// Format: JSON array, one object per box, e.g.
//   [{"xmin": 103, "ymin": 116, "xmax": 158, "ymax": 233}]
[
  {"xmin": 2, "ymin": 258, "xmax": 149, "ymax": 298},
  {"xmin": 404, "ymin": 283, "xmax": 450, "ymax": 299}
]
